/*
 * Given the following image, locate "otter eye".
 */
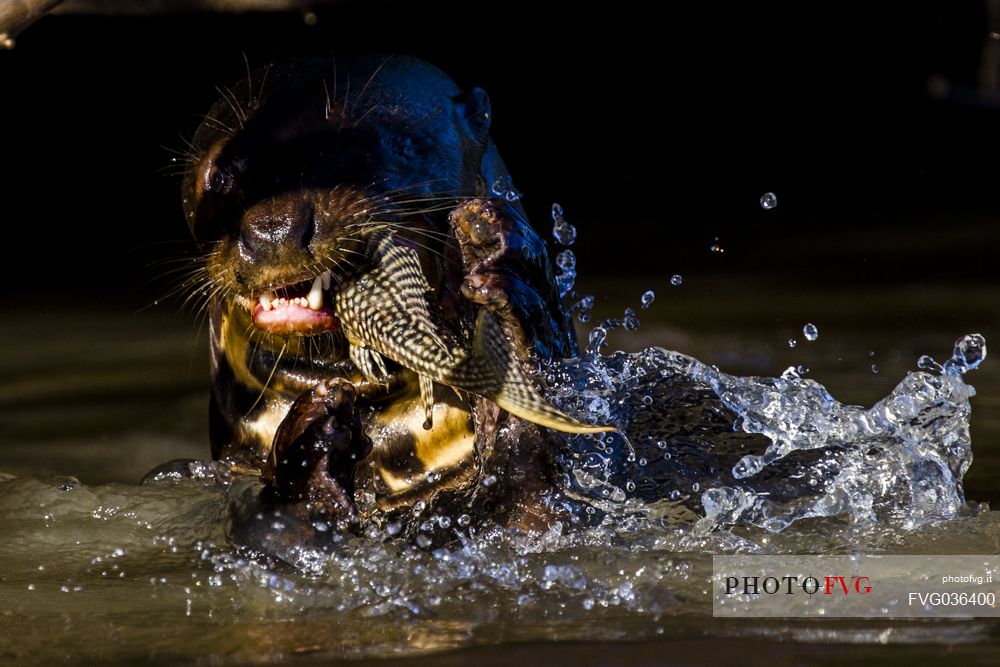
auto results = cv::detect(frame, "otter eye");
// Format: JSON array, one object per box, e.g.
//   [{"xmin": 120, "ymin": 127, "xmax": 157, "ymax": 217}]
[
  {"xmin": 205, "ymin": 163, "xmax": 233, "ymax": 195},
  {"xmin": 191, "ymin": 141, "xmax": 234, "ymax": 205}
]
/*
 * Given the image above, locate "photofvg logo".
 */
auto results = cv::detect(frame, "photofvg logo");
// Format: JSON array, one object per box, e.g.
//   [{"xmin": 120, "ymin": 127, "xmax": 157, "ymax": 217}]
[
  {"xmin": 723, "ymin": 573, "xmax": 872, "ymax": 596},
  {"xmin": 713, "ymin": 555, "xmax": 1000, "ymax": 618}
]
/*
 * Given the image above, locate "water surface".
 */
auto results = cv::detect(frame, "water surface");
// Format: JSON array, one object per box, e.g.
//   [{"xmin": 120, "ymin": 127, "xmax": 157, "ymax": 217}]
[{"xmin": 1, "ymin": 279, "xmax": 997, "ymax": 665}]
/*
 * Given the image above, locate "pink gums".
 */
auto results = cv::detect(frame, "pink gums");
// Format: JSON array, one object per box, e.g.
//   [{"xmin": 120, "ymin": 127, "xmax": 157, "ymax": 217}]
[{"xmin": 252, "ymin": 302, "xmax": 340, "ymax": 335}]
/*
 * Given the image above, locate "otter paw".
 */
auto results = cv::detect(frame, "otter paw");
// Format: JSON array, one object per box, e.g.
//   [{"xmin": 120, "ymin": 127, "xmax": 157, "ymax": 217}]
[
  {"xmin": 264, "ymin": 378, "xmax": 372, "ymax": 526},
  {"xmin": 450, "ymin": 198, "xmax": 509, "ymax": 272},
  {"xmin": 449, "ymin": 198, "xmax": 574, "ymax": 361}
]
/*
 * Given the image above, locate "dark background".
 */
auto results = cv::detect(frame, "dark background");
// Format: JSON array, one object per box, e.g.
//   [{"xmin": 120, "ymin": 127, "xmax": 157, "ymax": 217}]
[{"xmin": 1, "ymin": 0, "xmax": 998, "ymax": 307}]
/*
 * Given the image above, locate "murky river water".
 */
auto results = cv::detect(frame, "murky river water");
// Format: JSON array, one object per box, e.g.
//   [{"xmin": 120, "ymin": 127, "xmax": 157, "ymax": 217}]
[{"xmin": 1, "ymin": 277, "xmax": 997, "ymax": 665}]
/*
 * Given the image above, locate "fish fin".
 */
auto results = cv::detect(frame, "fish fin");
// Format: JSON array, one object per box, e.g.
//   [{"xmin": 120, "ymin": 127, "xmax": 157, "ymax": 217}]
[
  {"xmin": 350, "ymin": 344, "xmax": 389, "ymax": 384},
  {"xmin": 473, "ymin": 311, "xmax": 615, "ymax": 435},
  {"xmin": 372, "ymin": 348, "xmax": 389, "ymax": 379},
  {"xmin": 419, "ymin": 374, "xmax": 435, "ymax": 430}
]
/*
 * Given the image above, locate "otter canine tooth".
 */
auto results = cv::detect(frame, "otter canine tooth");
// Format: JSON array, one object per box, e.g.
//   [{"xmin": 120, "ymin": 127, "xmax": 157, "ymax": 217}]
[
  {"xmin": 260, "ymin": 291, "xmax": 274, "ymax": 311},
  {"xmin": 321, "ymin": 270, "xmax": 331, "ymax": 291},
  {"xmin": 308, "ymin": 276, "xmax": 324, "ymax": 310}
]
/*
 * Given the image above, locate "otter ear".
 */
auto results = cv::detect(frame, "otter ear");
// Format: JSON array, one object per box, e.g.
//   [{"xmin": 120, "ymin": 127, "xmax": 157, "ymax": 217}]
[{"xmin": 456, "ymin": 87, "xmax": 492, "ymax": 145}]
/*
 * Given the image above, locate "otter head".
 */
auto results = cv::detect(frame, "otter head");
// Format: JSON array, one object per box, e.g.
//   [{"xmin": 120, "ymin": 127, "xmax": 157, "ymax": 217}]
[{"xmin": 182, "ymin": 55, "xmax": 497, "ymax": 338}]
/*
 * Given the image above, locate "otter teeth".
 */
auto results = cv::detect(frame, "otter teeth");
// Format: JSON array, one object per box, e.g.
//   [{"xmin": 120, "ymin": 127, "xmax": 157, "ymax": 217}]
[
  {"xmin": 259, "ymin": 291, "xmax": 274, "ymax": 311},
  {"xmin": 320, "ymin": 270, "xmax": 332, "ymax": 291},
  {"xmin": 307, "ymin": 275, "xmax": 324, "ymax": 311}
]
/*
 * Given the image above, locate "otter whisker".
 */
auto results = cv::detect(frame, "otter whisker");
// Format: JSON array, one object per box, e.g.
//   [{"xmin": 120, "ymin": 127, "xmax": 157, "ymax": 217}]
[
  {"xmin": 322, "ymin": 78, "xmax": 333, "ymax": 121},
  {"xmin": 241, "ymin": 52, "xmax": 263, "ymax": 114},
  {"xmin": 346, "ymin": 224, "xmax": 457, "ymax": 265},
  {"xmin": 349, "ymin": 55, "xmax": 393, "ymax": 119},
  {"xmin": 216, "ymin": 85, "xmax": 248, "ymax": 128},
  {"xmin": 200, "ymin": 114, "xmax": 236, "ymax": 137},
  {"xmin": 340, "ymin": 70, "xmax": 351, "ymax": 130},
  {"xmin": 256, "ymin": 61, "xmax": 274, "ymax": 109},
  {"xmin": 342, "ymin": 226, "xmax": 455, "ymax": 257},
  {"xmin": 355, "ymin": 225, "xmax": 456, "ymax": 246},
  {"xmin": 344, "ymin": 220, "xmax": 454, "ymax": 243},
  {"xmin": 349, "ymin": 103, "xmax": 380, "ymax": 129}
]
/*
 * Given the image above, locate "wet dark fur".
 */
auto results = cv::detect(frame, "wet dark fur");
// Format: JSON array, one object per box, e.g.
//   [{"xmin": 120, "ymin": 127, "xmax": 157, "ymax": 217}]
[{"xmin": 178, "ymin": 55, "xmax": 577, "ymax": 550}]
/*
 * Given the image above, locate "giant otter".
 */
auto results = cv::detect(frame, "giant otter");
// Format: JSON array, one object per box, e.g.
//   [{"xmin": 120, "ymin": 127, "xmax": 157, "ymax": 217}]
[{"xmin": 178, "ymin": 55, "xmax": 600, "ymax": 552}]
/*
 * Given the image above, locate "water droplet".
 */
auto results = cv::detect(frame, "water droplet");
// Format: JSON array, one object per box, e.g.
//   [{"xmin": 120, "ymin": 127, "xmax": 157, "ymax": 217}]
[
  {"xmin": 640, "ymin": 290, "xmax": 655, "ymax": 309},
  {"xmin": 670, "ymin": 274, "xmax": 683, "ymax": 286},
  {"xmin": 788, "ymin": 338, "xmax": 797, "ymax": 348},
  {"xmin": 803, "ymin": 323, "xmax": 819, "ymax": 341},
  {"xmin": 556, "ymin": 249, "xmax": 576, "ymax": 271},
  {"xmin": 796, "ymin": 364, "xmax": 809, "ymax": 376},
  {"xmin": 457, "ymin": 514, "xmax": 472, "ymax": 527},
  {"xmin": 948, "ymin": 333, "xmax": 987, "ymax": 374},
  {"xmin": 917, "ymin": 354, "xmax": 943, "ymax": 373},
  {"xmin": 482, "ymin": 474, "xmax": 498, "ymax": 488},
  {"xmin": 551, "ymin": 202, "xmax": 564, "ymax": 220},
  {"xmin": 553, "ymin": 219, "xmax": 577, "ymax": 246},
  {"xmin": 623, "ymin": 307, "xmax": 640, "ymax": 331},
  {"xmin": 587, "ymin": 327, "xmax": 608, "ymax": 354},
  {"xmin": 869, "ymin": 350, "xmax": 876, "ymax": 357},
  {"xmin": 556, "ymin": 271, "xmax": 575, "ymax": 297},
  {"xmin": 490, "ymin": 175, "xmax": 521, "ymax": 201},
  {"xmin": 871, "ymin": 363, "xmax": 880, "ymax": 374},
  {"xmin": 760, "ymin": 192, "xmax": 778, "ymax": 210},
  {"xmin": 577, "ymin": 311, "xmax": 592, "ymax": 323},
  {"xmin": 710, "ymin": 244, "xmax": 725, "ymax": 253},
  {"xmin": 692, "ymin": 482, "xmax": 700, "ymax": 492},
  {"xmin": 625, "ymin": 480, "xmax": 636, "ymax": 492},
  {"xmin": 415, "ymin": 534, "xmax": 432, "ymax": 548}
]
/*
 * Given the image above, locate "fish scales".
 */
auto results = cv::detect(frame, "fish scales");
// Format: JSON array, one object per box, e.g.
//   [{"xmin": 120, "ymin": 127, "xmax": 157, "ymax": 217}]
[{"xmin": 334, "ymin": 230, "xmax": 612, "ymax": 434}]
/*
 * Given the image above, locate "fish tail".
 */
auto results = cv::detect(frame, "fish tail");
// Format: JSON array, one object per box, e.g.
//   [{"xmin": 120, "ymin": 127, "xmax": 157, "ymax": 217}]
[{"xmin": 473, "ymin": 311, "xmax": 615, "ymax": 435}]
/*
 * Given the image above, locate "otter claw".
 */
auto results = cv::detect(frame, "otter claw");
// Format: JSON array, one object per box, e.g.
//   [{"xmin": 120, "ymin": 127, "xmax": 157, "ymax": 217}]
[
  {"xmin": 450, "ymin": 197, "xmax": 577, "ymax": 360},
  {"xmin": 263, "ymin": 378, "xmax": 371, "ymax": 523}
]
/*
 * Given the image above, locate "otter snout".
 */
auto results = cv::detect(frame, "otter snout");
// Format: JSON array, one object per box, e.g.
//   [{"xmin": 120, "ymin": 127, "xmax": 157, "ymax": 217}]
[{"xmin": 238, "ymin": 195, "xmax": 316, "ymax": 266}]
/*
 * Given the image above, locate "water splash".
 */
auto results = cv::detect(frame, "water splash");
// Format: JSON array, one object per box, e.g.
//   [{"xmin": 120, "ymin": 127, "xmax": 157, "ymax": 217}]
[
  {"xmin": 551, "ymin": 203, "xmax": 577, "ymax": 296},
  {"xmin": 546, "ymin": 334, "xmax": 984, "ymax": 534}
]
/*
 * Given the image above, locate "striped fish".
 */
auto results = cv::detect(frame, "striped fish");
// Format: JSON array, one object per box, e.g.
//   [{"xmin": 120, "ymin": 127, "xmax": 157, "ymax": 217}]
[{"xmin": 333, "ymin": 231, "xmax": 613, "ymax": 434}]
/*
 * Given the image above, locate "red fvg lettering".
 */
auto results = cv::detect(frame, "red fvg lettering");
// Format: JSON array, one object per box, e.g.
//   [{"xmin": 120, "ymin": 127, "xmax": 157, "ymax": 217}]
[{"xmin": 823, "ymin": 575, "xmax": 872, "ymax": 595}]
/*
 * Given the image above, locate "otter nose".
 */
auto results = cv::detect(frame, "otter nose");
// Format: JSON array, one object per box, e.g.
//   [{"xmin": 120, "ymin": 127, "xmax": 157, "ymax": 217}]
[{"xmin": 238, "ymin": 199, "xmax": 315, "ymax": 260}]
